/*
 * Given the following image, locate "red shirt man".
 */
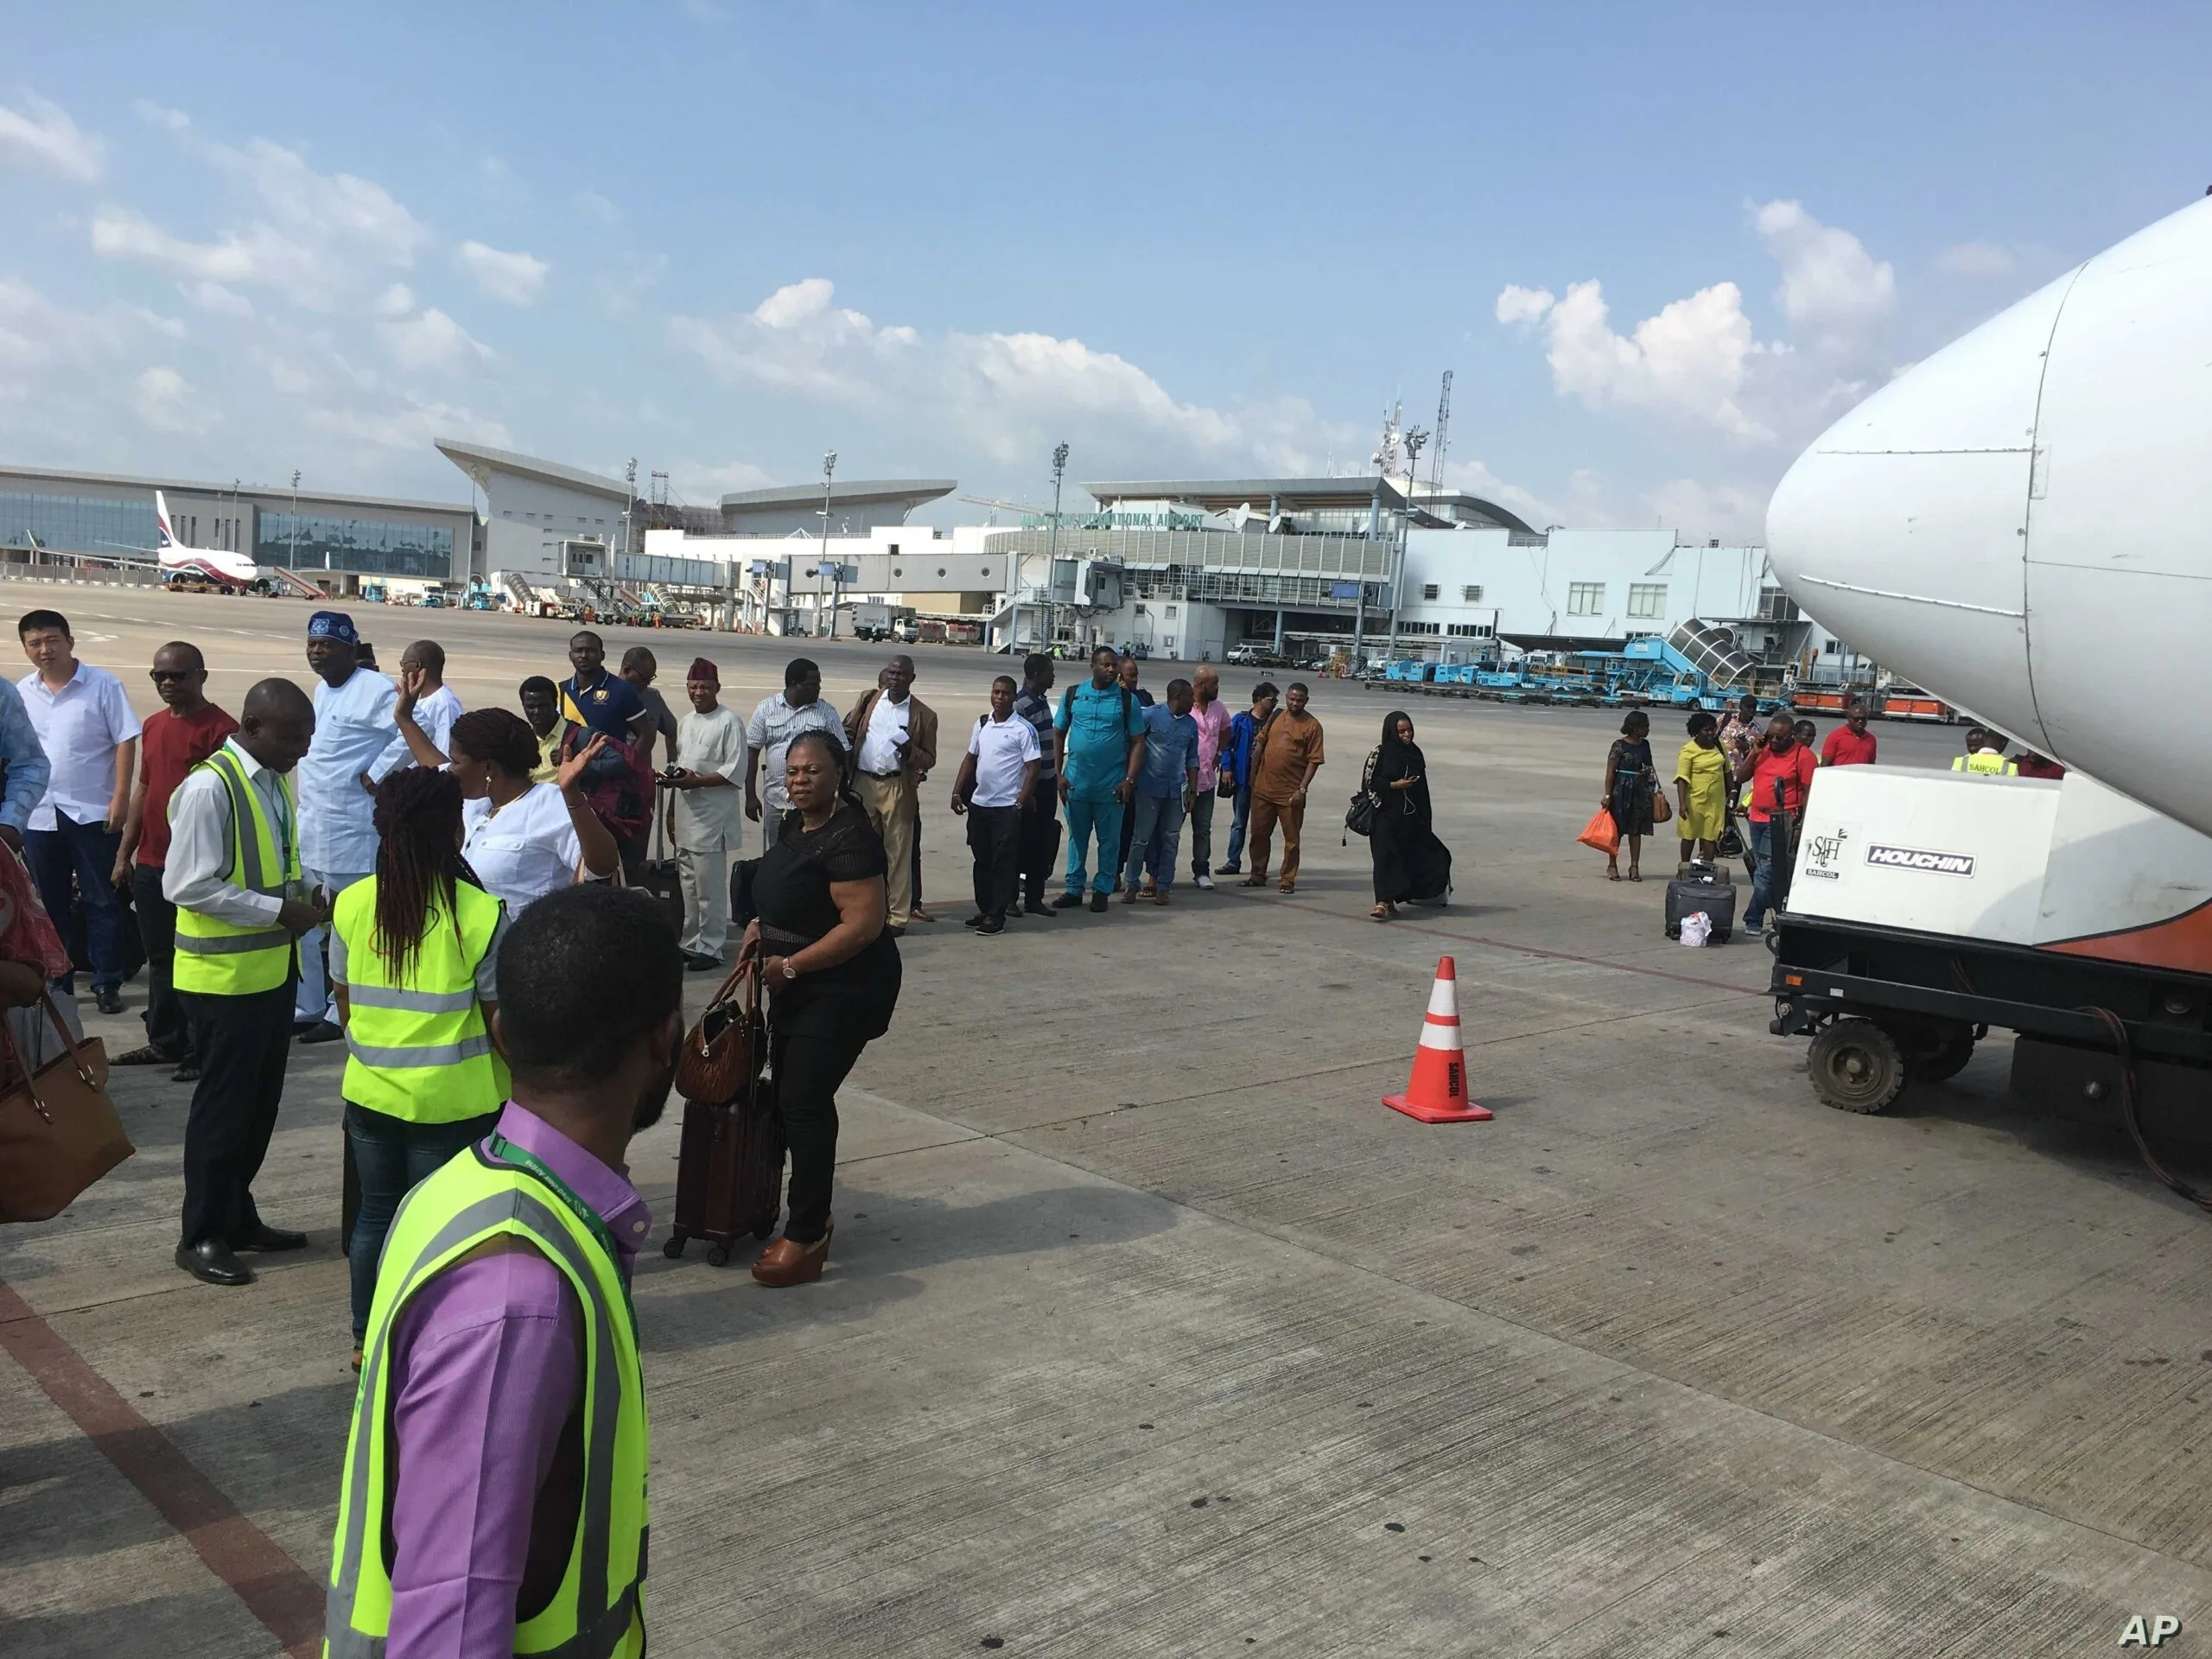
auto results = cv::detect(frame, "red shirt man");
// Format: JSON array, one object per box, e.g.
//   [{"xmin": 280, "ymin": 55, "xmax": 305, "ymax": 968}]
[
  {"xmin": 1821, "ymin": 707, "xmax": 1878, "ymax": 767},
  {"xmin": 115, "ymin": 644, "xmax": 238, "ymax": 1071},
  {"xmin": 1743, "ymin": 726, "xmax": 1818, "ymax": 822}
]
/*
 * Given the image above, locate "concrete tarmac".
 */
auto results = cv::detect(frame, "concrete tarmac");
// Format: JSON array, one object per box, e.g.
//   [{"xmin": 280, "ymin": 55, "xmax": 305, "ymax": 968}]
[{"xmin": 3, "ymin": 582, "xmax": 2209, "ymax": 1657}]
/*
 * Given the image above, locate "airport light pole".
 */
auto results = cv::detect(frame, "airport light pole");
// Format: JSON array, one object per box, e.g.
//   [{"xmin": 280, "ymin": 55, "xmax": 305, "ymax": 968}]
[
  {"xmin": 817, "ymin": 450, "xmax": 837, "ymax": 639},
  {"xmin": 290, "ymin": 470, "xmax": 302, "ymax": 570},
  {"xmin": 1032, "ymin": 439, "xmax": 1069, "ymax": 655}
]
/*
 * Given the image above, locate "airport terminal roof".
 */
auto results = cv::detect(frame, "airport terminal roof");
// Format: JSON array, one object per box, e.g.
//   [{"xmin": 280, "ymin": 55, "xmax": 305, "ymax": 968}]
[
  {"xmin": 0, "ymin": 461, "xmax": 472, "ymax": 518},
  {"xmin": 435, "ymin": 438, "xmax": 633, "ymax": 502},
  {"xmin": 717, "ymin": 480, "xmax": 957, "ymax": 512},
  {"xmin": 1084, "ymin": 476, "xmax": 1535, "ymax": 534}
]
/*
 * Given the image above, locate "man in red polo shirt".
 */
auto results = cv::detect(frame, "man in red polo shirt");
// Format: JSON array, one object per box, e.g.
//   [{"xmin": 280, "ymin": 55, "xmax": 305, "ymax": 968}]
[
  {"xmin": 112, "ymin": 640, "xmax": 238, "ymax": 1080},
  {"xmin": 1735, "ymin": 712, "xmax": 1818, "ymax": 933},
  {"xmin": 1821, "ymin": 699, "xmax": 1878, "ymax": 766}
]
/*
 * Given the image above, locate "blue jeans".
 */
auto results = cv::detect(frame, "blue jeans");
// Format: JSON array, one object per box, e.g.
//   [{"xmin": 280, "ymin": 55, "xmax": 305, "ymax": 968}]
[
  {"xmin": 1186, "ymin": 788, "xmax": 1217, "ymax": 878},
  {"xmin": 1063, "ymin": 796, "xmax": 1126, "ymax": 894},
  {"xmin": 23, "ymin": 810, "xmax": 126, "ymax": 993},
  {"xmin": 1123, "ymin": 792, "xmax": 1188, "ymax": 892},
  {"xmin": 1745, "ymin": 820, "xmax": 1776, "ymax": 928},
  {"xmin": 1222, "ymin": 787, "xmax": 1252, "ymax": 870},
  {"xmin": 345, "ymin": 1103, "xmax": 501, "ymax": 1341}
]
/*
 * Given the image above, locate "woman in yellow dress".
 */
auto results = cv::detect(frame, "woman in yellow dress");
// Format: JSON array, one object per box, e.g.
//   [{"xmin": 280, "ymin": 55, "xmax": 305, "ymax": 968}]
[{"xmin": 1673, "ymin": 710, "xmax": 1732, "ymax": 871}]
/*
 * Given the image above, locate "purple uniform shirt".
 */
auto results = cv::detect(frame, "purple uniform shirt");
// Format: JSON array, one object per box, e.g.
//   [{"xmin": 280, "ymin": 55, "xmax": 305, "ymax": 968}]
[{"xmin": 383, "ymin": 1102, "xmax": 652, "ymax": 1659}]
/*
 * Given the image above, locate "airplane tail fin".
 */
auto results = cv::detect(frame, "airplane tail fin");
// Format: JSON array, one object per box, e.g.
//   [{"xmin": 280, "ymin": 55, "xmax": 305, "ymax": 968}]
[{"xmin": 154, "ymin": 490, "xmax": 176, "ymax": 550}]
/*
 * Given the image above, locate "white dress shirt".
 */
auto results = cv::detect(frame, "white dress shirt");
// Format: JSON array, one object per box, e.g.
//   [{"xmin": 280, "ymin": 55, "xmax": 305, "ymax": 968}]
[
  {"xmin": 162, "ymin": 737, "xmax": 292, "ymax": 927},
  {"xmin": 672, "ymin": 705, "xmax": 748, "ymax": 853},
  {"xmin": 855, "ymin": 695, "xmax": 912, "ymax": 777},
  {"xmin": 300, "ymin": 667, "xmax": 397, "ymax": 874},
  {"xmin": 462, "ymin": 785, "xmax": 582, "ymax": 916},
  {"xmin": 17, "ymin": 663, "xmax": 140, "ymax": 831},
  {"xmin": 743, "ymin": 693, "xmax": 848, "ymax": 817},
  {"xmin": 373, "ymin": 683, "xmax": 463, "ymax": 777}
]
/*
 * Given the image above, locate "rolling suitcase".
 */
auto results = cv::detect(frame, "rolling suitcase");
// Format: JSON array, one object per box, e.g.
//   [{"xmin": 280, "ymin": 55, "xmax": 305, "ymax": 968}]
[
  {"xmin": 1666, "ymin": 865, "xmax": 1736, "ymax": 944},
  {"xmin": 664, "ymin": 981, "xmax": 785, "ymax": 1266},
  {"xmin": 632, "ymin": 789, "xmax": 686, "ymax": 939}
]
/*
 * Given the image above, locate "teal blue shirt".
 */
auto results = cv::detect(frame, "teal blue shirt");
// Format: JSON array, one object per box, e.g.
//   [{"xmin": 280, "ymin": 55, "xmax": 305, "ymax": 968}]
[{"xmin": 1054, "ymin": 680, "xmax": 1146, "ymax": 802}]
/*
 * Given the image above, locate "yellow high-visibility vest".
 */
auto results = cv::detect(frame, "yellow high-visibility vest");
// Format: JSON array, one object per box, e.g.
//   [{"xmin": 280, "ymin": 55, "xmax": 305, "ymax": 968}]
[
  {"xmin": 172, "ymin": 746, "xmax": 300, "ymax": 996},
  {"xmin": 324, "ymin": 1145, "xmax": 647, "ymax": 1659},
  {"xmin": 1951, "ymin": 752, "xmax": 2018, "ymax": 776},
  {"xmin": 332, "ymin": 876, "xmax": 508, "ymax": 1122}
]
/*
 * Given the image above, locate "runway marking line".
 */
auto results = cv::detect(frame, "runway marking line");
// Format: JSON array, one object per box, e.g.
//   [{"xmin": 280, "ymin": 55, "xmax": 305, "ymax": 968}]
[{"xmin": 0, "ymin": 1279, "xmax": 323, "ymax": 1658}]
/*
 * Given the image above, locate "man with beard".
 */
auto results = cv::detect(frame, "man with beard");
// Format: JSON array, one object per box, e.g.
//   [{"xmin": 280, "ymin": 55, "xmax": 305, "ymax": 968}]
[{"xmin": 323, "ymin": 884, "xmax": 679, "ymax": 1659}]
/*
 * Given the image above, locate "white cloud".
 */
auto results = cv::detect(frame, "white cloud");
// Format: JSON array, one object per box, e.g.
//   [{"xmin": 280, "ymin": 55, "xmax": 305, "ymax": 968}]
[
  {"xmin": 0, "ymin": 93, "xmax": 102, "ymax": 182},
  {"xmin": 132, "ymin": 366, "xmax": 213, "ymax": 433},
  {"xmin": 672, "ymin": 276, "xmax": 1357, "ymax": 474},
  {"xmin": 1937, "ymin": 240, "xmax": 2017, "ymax": 278},
  {"xmin": 1643, "ymin": 477, "xmax": 1768, "ymax": 545},
  {"xmin": 131, "ymin": 100, "xmax": 192, "ymax": 132},
  {"xmin": 1751, "ymin": 199, "xmax": 1895, "ymax": 354},
  {"xmin": 1498, "ymin": 276, "xmax": 1774, "ymax": 442},
  {"xmin": 374, "ymin": 283, "xmax": 415, "ymax": 317},
  {"xmin": 575, "ymin": 189, "xmax": 621, "ymax": 226},
  {"xmin": 458, "ymin": 240, "xmax": 549, "ymax": 305},
  {"xmin": 91, "ymin": 133, "xmax": 424, "ymax": 311},
  {"xmin": 184, "ymin": 281, "xmax": 256, "ymax": 318},
  {"xmin": 376, "ymin": 307, "xmax": 492, "ymax": 372},
  {"xmin": 308, "ymin": 396, "xmax": 510, "ymax": 453},
  {"xmin": 1494, "ymin": 284, "xmax": 1555, "ymax": 326}
]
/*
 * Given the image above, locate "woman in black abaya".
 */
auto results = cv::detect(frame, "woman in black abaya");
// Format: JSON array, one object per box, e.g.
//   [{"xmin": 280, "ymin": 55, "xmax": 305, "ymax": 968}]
[{"xmin": 1366, "ymin": 710, "xmax": 1452, "ymax": 920}]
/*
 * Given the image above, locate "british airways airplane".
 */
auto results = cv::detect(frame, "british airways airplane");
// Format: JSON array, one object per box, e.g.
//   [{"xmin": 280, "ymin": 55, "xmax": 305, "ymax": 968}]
[
  {"xmin": 1767, "ymin": 194, "xmax": 2212, "ymax": 839},
  {"xmin": 155, "ymin": 490, "xmax": 261, "ymax": 587}
]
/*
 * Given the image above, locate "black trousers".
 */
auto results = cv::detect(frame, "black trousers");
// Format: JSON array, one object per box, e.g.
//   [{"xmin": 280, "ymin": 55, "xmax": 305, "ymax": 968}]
[
  {"xmin": 130, "ymin": 864, "xmax": 191, "ymax": 1060},
  {"xmin": 1017, "ymin": 791, "xmax": 1060, "ymax": 910},
  {"xmin": 177, "ymin": 980, "xmax": 297, "ymax": 1247},
  {"xmin": 773, "ymin": 1026, "xmax": 868, "ymax": 1245},
  {"xmin": 965, "ymin": 804, "xmax": 1020, "ymax": 919}
]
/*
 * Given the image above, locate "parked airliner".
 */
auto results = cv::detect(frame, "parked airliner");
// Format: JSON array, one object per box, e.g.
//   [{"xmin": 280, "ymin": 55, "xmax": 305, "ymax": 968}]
[{"xmin": 155, "ymin": 491, "xmax": 261, "ymax": 587}]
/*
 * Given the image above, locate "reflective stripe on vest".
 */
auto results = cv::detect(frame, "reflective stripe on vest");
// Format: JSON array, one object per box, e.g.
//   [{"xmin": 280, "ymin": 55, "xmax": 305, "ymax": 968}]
[
  {"xmin": 1952, "ymin": 752, "xmax": 2016, "ymax": 775},
  {"xmin": 324, "ymin": 1153, "xmax": 646, "ymax": 1659},
  {"xmin": 173, "ymin": 747, "xmax": 299, "ymax": 996},
  {"xmin": 333, "ymin": 878, "xmax": 508, "ymax": 1123}
]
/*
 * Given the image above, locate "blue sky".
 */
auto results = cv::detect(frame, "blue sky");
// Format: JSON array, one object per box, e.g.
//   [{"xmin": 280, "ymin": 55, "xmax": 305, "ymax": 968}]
[{"xmin": 3, "ymin": 1, "xmax": 2207, "ymax": 540}]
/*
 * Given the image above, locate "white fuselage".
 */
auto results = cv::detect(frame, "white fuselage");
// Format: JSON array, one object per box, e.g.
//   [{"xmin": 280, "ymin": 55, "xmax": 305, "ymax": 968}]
[
  {"xmin": 155, "ymin": 490, "xmax": 260, "ymax": 586},
  {"xmin": 1766, "ymin": 196, "xmax": 2212, "ymax": 838}
]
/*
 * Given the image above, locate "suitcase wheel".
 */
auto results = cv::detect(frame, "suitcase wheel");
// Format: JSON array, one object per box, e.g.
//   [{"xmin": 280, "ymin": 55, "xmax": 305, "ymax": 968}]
[
  {"xmin": 707, "ymin": 1242, "xmax": 733, "ymax": 1268},
  {"xmin": 662, "ymin": 1233, "xmax": 687, "ymax": 1259}
]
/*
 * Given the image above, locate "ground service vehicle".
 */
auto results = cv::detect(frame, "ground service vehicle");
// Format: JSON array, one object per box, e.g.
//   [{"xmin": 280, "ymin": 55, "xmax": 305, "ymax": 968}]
[{"xmin": 1766, "ymin": 194, "xmax": 2212, "ymax": 1186}]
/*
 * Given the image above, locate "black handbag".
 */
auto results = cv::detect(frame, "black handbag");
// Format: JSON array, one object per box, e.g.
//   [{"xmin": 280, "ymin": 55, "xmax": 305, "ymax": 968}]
[{"xmin": 1344, "ymin": 747, "xmax": 1381, "ymax": 839}]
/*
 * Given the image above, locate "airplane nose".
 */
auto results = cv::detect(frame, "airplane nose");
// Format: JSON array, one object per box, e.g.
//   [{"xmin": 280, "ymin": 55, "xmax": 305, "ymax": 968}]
[{"xmin": 1765, "ymin": 269, "xmax": 2075, "ymax": 752}]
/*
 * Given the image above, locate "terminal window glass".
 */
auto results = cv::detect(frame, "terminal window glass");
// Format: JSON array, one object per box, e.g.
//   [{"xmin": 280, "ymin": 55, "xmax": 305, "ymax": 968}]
[
  {"xmin": 1567, "ymin": 582, "xmax": 1605, "ymax": 616},
  {"xmin": 0, "ymin": 489, "xmax": 159, "ymax": 556},
  {"xmin": 1421, "ymin": 583, "xmax": 1440, "ymax": 600},
  {"xmin": 1627, "ymin": 582, "xmax": 1667, "ymax": 619},
  {"xmin": 257, "ymin": 512, "xmax": 454, "ymax": 578}
]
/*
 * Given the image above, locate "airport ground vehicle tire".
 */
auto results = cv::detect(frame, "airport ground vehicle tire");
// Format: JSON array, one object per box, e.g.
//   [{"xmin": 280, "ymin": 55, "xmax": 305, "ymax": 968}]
[
  {"xmin": 1906, "ymin": 1021, "xmax": 1979, "ymax": 1084},
  {"xmin": 1808, "ymin": 1017, "xmax": 1907, "ymax": 1114}
]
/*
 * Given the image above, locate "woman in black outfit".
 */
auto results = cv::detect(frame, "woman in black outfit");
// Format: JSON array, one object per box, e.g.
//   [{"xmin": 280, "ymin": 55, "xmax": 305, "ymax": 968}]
[
  {"xmin": 1366, "ymin": 710, "xmax": 1452, "ymax": 921},
  {"xmin": 740, "ymin": 728, "xmax": 902, "ymax": 1287},
  {"xmin": 1602, "ymin": 708, "xmax": 1657, "ymax": 882}
]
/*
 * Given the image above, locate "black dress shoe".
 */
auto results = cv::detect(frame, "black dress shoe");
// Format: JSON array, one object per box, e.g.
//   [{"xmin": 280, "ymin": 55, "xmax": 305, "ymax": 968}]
[
  {"xmin": 171, "ymin": 1062, "xmax": 201, "ymax": 1084},
  {"xmin": 1024, "ymin": 901, "xmax": 1057, "ymax": 918},
  {"xmin": 95, "ymin": 986, "xmax": 124, "ymax": 1016},
  {"xmin": 175, "ymin": 1240, "xmax": 255, "ymax": 1286},
  {"xmin": 291, "ymin": 1018, "xmax": 323, "ymax": 1037},
  {"xmin": 684, "ymin": 951, "xmax": 723, "ymax": 972},
  {"xmin": 235, "ymin": 1223, "xmax": 308, "ymax": 1253},
  {"xmin": 1050, "ymin": 890, "xmax": 1084, "ymax": 909},
  {"xmin": 114, "ymin": 1043, "xmax": 180, "ymax": 1066},
  {"xmin": 298, "ymin": 1020, "xmax": 343, "ymax": 1045},
  {"xmin": 1089, "ymin": 891, "xmax": 1109, "ymax": 912}
]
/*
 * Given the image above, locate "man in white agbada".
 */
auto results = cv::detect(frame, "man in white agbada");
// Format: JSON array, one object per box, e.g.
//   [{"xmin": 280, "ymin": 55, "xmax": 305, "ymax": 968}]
[{"xmin": 667, "ymin": 657, "xmax": 748, "ymax": 971}]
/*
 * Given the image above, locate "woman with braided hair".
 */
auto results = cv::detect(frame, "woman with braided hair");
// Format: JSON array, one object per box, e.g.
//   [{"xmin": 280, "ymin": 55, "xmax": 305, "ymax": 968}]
[{"xmin": 329, "ymin": 766, "xmax": 512, "ymax": 1361}]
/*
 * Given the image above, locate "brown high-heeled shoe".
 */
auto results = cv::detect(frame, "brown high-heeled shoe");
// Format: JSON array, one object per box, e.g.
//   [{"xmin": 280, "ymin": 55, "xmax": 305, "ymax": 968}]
[{"xmin": 751, "ymin": 1221, "xmax": 832, "ymax": 1287}]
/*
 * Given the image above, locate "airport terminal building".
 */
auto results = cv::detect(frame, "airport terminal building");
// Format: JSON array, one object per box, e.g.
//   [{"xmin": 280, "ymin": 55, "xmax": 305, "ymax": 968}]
[{"xmin": 0, "ymin": 462, "xmax": 479, "ymax": 587}]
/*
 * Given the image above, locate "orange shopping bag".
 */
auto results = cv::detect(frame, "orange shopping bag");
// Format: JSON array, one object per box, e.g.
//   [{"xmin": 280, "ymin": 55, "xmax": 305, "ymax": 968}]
[{"xmin": 1577, "ymin": 806, "xmax": 1620, "ymax": 857}]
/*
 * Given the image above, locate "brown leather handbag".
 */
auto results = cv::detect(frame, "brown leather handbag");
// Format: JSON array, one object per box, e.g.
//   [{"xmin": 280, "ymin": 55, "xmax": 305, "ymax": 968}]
[
  {"xmin": 674, "ymin": 960, "xmax": 761, "ymax": 1108},
  {"xmin": 0, "ymin": 992, "xmax": 130, "ymax": 1224}
]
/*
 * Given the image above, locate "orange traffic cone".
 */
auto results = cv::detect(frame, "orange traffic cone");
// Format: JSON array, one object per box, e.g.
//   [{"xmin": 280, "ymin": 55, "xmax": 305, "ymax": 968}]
[{"xmin": 1383, "ymin": 957, "xmax": 1492, "ymax": 1123}]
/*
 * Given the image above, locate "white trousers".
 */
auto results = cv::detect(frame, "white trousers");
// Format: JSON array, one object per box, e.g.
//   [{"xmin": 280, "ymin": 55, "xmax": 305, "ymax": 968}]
[{"xmin": 677, "ymin": 844, "xmax": 731, "ymax": 957}]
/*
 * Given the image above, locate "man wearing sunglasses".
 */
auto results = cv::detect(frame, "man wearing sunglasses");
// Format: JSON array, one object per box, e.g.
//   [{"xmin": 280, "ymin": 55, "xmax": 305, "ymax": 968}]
[{"xmin": 112, "ymin": 642, "xmax": 236, "ymax": 1079}]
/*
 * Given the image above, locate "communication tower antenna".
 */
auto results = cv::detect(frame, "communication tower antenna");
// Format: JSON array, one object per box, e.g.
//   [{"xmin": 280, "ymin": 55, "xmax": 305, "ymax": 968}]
[{"xmin": 1428, "ymin": 370, "xmax": 1453, "ymax": 496}]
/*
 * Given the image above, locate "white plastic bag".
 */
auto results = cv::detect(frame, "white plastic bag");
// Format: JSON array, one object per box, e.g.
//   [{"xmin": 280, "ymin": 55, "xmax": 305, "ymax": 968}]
[{"xmin": 1678, "ymin": 911, "xmax": 1713, "ymax": 947}]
